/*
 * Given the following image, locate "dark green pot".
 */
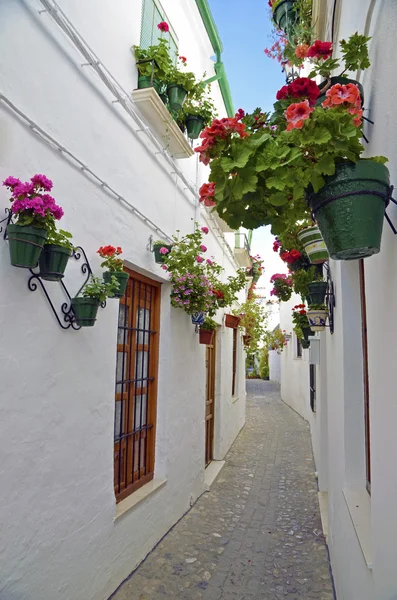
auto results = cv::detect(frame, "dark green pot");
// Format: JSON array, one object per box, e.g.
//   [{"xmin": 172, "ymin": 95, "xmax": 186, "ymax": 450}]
[
  {"xmin": 103, "ymin": 271, "xmax": 129, "ymax": 298},
  {"xmin": 186, "ymin": 115, "xmax": 205, "ymax": 140},
  {"xmin": 317, "ymin": 77, "xmax": 364, "ymax": 106},
  {"xmin": 137, "ymin": 76, "xmax": 162, "ymax": 94},
  {"xmin": 7, "ymin": 224, "xmax": 47, "ymax": 268},
  {"xmin": 307, "ymin": 281, "xmax": 328, "ymax": 305},
  {"xmin": 153, "ymin": 243, "xmax": 172, "ymax": 264},
  {"xmin": 273, "ymin": 0, "xmax": 296, "ymax": 33},
  {"xmin": 307, "ymin": 160, "xmax": 390, "ymax": 260},
  {"xmin": 71, "ymin": 297, "xmax": 100, "ymax": 327},
  {"xmin": 159, "ymin": 92, "xmax": 168, "ymax": 105},
  {"xmin": 301, "ymin": 326, "xmax": 315, "ymax": 340},
  {"xmin": 38, "ymin": 244, "xmax": 72, "ymax": 281},
  {"xmin": 301, "ymin": 339, "xmax": 310, "ymax": 349},
  {"xmin": 167, "ymin": 84, "xmax": 187, "ymax": 111}
]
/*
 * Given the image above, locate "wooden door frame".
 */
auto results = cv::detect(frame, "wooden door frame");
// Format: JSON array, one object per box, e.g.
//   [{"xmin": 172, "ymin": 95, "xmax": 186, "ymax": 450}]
[{"xmin": 205, "ymin": 332, "xmax": 216, "ymax": 466}]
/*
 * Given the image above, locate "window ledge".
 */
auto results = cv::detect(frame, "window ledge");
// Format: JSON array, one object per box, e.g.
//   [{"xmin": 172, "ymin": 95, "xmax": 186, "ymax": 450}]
[
  {"xmin": 131, "ymin": 88, "xmax": 194, "ymax": 159},
  {"xmin": 115, "ymin": 479, "xmax": 167, "ymax": 520},
  {"xmin": 343, "ymin": 487, "xmax": 373, "ymax": 569}
]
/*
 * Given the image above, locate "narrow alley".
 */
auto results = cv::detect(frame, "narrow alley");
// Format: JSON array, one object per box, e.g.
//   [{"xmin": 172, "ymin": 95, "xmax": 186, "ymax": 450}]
[{"xmin": 112, "ymin": 381, "xmax": 334, "ymax": 600}]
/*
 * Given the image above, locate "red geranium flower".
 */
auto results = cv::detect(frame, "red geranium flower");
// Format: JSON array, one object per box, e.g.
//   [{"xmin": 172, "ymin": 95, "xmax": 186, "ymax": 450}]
[
  {"xmin": 307, "ymin": 40, "xmax": 333, "ymax": 60},
  {"xmin": 276, "ymin": 85, "xmax": 289, "ymax": 101},
  {"xmin": 157, "ymin": 21, "xmax": 169, "ymax": 32},
  {"xmin": 179, "ymin": 56, "xmax": 187, "ymax": 63},
  {"xmin": 199, "ymin": 182, "xmax": 216, "ymax": 207}
]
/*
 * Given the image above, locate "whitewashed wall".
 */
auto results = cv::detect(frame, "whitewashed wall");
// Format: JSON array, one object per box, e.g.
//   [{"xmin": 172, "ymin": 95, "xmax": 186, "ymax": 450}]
[
  {"xmin": 269, "ymin": 349, "xmax": 281, "ymax": 383},
  {"xmin": 0, "ymin": 1, "xmax": 246, "ymax": 599},
  {"xmin": 281, "ymin": 1, "xmax": 397, "ymax": 598}
]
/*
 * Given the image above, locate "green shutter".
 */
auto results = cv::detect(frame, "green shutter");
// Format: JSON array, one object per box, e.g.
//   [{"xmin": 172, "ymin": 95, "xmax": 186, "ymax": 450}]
[{"xmin": 140, "ymin": 0, "xmax": 178, "ymax": 63}]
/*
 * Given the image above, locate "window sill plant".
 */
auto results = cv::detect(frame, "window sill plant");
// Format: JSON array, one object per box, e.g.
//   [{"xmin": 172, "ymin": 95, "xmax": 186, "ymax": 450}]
[
  {"xmin": 166, "ymin": 56, "xmax": 197, "ymax": 112},
  {"xmin": 39, "ymin": 228, "xmax": 74, "ymax": 282},
  {"xmin": 199, "ymin": 316, "xmax": 217, "ymax": 345},
  {"xmin": 98, "ymin": 245, "xmax": 129, "ymax": 298},
  {"xmin": 3, "ymin": 174, "xmax": 64, "ymax": 269},
  {"xmin": 71, "ymin": 275, "xmax": 119, "ymax": 327},
  {"xmin": 307, "ymin": 303, "xmax": 328, "ymax": 331},
  {"xmin": 133, "ymin": 23, "xmax": 173, "ymax": 94}
]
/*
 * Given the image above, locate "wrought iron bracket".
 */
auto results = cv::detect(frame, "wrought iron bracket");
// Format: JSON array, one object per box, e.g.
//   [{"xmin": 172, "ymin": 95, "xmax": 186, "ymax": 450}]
[
  {"xmin": 146, "ymin": 235, "xmax": 153, "ymax": 252},
  {"xmin": 324, "ymin": 263, "xmax": 335, "ymax": 334},
  {"xmin": 385, "ymin": 188, "xmax": 397, "ymax": 234}
]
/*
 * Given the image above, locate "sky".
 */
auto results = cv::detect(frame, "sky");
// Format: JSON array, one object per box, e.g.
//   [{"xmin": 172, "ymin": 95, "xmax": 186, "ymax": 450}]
[{"xmin": 208, "ymin": 0, "xmax": 288, "ymax": 325}]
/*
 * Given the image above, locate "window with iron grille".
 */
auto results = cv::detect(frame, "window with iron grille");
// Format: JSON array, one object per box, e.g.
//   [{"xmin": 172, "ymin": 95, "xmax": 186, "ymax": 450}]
[
  {"xmin": 140, "ymin": 0, "xmax": 179, "ymax": 62},
  {"xmin": 296, "ymin": 334, "xmax": 302, "ymax": 358},
  {"xmin": 114, "ymin": 268, "xmax": 161, "ymax": 502},
  {"xmin": 232, "ymin": 328, "xmax": 237, "ymax": 396}
]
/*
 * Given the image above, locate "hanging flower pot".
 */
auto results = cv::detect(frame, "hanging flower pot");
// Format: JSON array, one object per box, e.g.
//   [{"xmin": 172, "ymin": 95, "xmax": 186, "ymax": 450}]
[
  {"xmin": 307, "ymin": 308, "xmax": 328, "ymax": 332},
  {"xmin": 71, "ymin": 297, "xmax": 100, "ymax": 327},
  {"xmin": 297, "ymin": 226, "xmax": 329, "ymax": 264},
  {"xmin": 186, "ymin": 115, "xmax": 205, "ymax": 140},
  {"xmin": 307, "ymin": 160, "xmax": 390, "ymax": 260},
  {"xmin": 243, "ymin": 334, "xmax": 251, "ymax": 347},
  {"xmin": 301, "ymin": 326, "xmax": 315, "ymax": 341},
  {"xmin": 7, "ymin": 224, "xmax": 48, "ymax": 268},
  {"xmin": 191, "ymin": 312, "xmax": 205, "ymax": 325},
  {"xmin": 167, "ymin": 84, "xmax": 187, "ymax": 111},
  {"xmin": 38, "ymin": 244, "xmax": 72, "ymax": 281},
  {"xmin": 103, "ymin": 271, "xmax": 129, "ymax": 298},
  {"xmin": 272, "ymin": 0, "xmax": 297, "ymax": 34},
  {"xmin": 301, "ymin": 338, "xmax": 310, "ymax": 349},
  {"xmin": 137, "ymin": 75, "xmax": 162, "ymax": 95},
  {"xmin": 153, "ymin": 242, "xmax": 172, "ymax": 264},
  {"xmin": 199, "ymin": 328, "xmax": 214, "ymax": 345},
  {"xmin": 225, "ymin": 314, "xmax": 240, "ymax": 328},
  {"xmin": 307, "ymin": 281, "xmax": 328, "ymax": 305},
  {"xmin": 317, "ymin": 77, "xmax": 364, "ymax": 107}
]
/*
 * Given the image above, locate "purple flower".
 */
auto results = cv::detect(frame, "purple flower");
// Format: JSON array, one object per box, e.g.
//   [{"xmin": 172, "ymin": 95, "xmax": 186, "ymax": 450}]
[
  {"xmin": 159, "ymin": 247, "xmax": 169, "ymax": 255},
  {"xmin": 161, "ymin": 264, "xmax": 168, "ymax": 271},
  {"xmin": 3, "ymin": 176, "xmax": 22, "ymax": 189},
  {"xmin": 196, "ymin": 256, "xmax": 204, "ymax": 263},
  {"xmin": 31, "ymin": 174, "xmax": 53, "ymax": 191},
  {"xmin": 200, "ymin": 245, "xmax": 207, "ymax": 252},
  {"xmin": 13, "ymin": 182, "xmax": 35, "ymax": 197},
  {"xmin": 201, "ymin": 226, "xmax": 209, "ymax": 234},
  {"xmin": 206, "ymin": 259, "xmax": 213, "ymax": 266}
]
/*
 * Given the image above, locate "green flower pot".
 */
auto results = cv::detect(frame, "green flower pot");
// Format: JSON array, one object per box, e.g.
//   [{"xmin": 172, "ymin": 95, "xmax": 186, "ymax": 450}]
[
  {"xmin": 307, "ymin": 281, "xmax": 328, "ymax": 305},
  {"xmin": 153, "ymin": 243, "xmax": 172, "ymax": 264},
  {"xmin": 307, "ymin": 160, "xmax": 390, "ymax": 260},
  {"xmin": 71, "ymin": 297, "xmax": 100, "ymax": 327},
  {"xmin": 103, "ymin": 271, "xmax": 129, "ymax": 298},
  {"xmin": 301, "ymin": 326, "xmax": 315, "ymax": 340},
  {"xmin": 317, "ymin": 77, "xmax": 364, "ymax": 107},
  {"xmin": 38, "ymin": 244, "xmax": 72, "ymax": 281},
  {"xmin": 301, "ymin": 339, "xmax": 310, "ymax": 349},
  {"xmin": 137, "ymin": 76, "xmax": 162, "ymax": 94},
  {"xmin": 273, "ymin": 0, "xmax": 297, "ymax": 33},
  {"xmin": 186, "ymin": 115, "xmax": 205, "ymax": 140},
  {"xmin": 7, "ymin": 224, "xmax": 48, "ymax": 268},
  {"xmin": 297, "ymin": 226, "xmax": 329, "ymax": 264},
  {"xmin": 167, "ymin": 84, "xmax": 187, "ymax": 111}
]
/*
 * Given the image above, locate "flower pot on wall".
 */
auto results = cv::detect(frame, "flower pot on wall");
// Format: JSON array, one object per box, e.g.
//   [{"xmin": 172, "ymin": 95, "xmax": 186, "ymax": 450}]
[
  {"xmin": 297, "ymin": 226, "xmax": 329, "ymax": 264},
  {"xmin": 7, "ymin": 224, "xmax": 48, "ymax": 268},
  {"xmin": 167, "ymin": 84, "xmax": 187, "ymax": 111},
  {"xmin": 71, "ymin": 297, "xmax": 100, "ymax": 327},
  {"xmin": 307, "ymin": 160, "xmax": 390, "ymax": 260},
  {"xmin": 307, "ymin": 281, "xmax": 328, "ymax": 305},
  {"xmin": 317, "ymin": 77, "xmax": 364, "ymax": 107},
  {"xmin": 301, "ymin": 339, "xmax": 310, "ymax": 349},
  {"xmin": 186, "ymin": 115, "xmax": 205, "ymax": 140},
  {"xmin": 301, "ymin": 326, "xmax": 315, "ymax": 340},
  {"xmin": 191, "ymin": 312, "xmax": 205, "ymax": 325},
  {"xmin": 137, "ymin": 75, "xmax": 162, "ymax": 94},
  {"xmin": 199, "ymin": 329, "xmax": 214, "ymax": 345},
  {"xmin": 243, "ymin": 334, "xmax": 251, "ymax": 347},
  {"xmin": 272, "ymin": 0, "xmax": 296, "ymax": 33},
  {"xmin": 38, "ymin": 244, "xmax": 72, "ymax": 281},
  {"xmin": 225, "ymin": 314, "xmax": 240, "ymax": 328},
  {"xmin": 307, "ymin": 309, "xmax": 328, "ymax": 331},
  {"xmin": 103, "ymin": 271, "xmax": 129, "ymax": 298},
  {"xmin": 153, "ymin": 243, "xmax": 172, "ymax": 264}
]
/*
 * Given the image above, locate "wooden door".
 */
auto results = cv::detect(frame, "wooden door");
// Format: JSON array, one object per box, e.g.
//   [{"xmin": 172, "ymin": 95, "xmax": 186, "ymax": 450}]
[{"xmin": 205, "ymin": 333, "xmax": 216, "ymax": 466}]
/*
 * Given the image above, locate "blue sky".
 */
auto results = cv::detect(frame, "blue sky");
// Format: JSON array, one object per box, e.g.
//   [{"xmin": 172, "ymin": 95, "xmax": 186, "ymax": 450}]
[{"xmin": 208, "ymin": 0, "xmax": 287, "ymax": 310}]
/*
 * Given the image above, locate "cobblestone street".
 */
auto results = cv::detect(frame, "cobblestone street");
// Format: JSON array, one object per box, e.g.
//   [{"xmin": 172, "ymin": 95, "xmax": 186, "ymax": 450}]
[{"xmin": 112, "ymin": 380, "xmax": 335, "ymax": 600}]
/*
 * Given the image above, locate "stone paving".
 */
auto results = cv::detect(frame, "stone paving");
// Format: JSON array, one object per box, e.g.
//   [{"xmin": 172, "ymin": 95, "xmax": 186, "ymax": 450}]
[{"xmin": 112, "ymin": 380, "xmax": 335, "ymax": 600}]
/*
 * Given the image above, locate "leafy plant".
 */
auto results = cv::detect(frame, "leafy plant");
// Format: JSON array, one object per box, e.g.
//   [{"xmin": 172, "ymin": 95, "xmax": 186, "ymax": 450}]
[
  {"xmin": 97, "ymin": 245, "xmax": 124, "ymax": 272},
  {"xmin": 308, "ymin": 33, "xmax": 371, "ymax": 80},
  {"xmin": 307, "ymin": 303, "xmax": 327, "ymax": 310},
  {"xmin": 201, "ymin": 316, "xmax": 217, "ymax": 330},
  {"xmin": 259, "ymin": 346, "xmax": 269, "ymax": 379},
  {"xmin": 291, "ymin": 304, "xmax": 310, "ymax": 339},
  {"xmin": 80, "ymin": 275, "xmax": 120, "ymax": 302},
  {"xmin": 166, "ymin": 56, "xmax": 197, "ymax": 93},
  {"xmin": 234, "ymin": 294, "xmax": 268, "ymax": 354},
  {"xmin": 183, "ymin": 87, "xmax": 218, "ymax": 126},
  {"xmin": 46, "ymin": 228, "xmax": 74, "ymax": 250},
  {"xmin": 291, "ymin": 266, "xmax": 323, "ymax": 300},
  {"xmin": 270, "ymin": 273, "xmax": 293, "ymax": 302},
  {"xmin": 264, "ymin": 327, "xmax": 289, "ymax": 353},
  {"xmin": 133, "ymin": 37, "xmax": 173, "ymax": 81}
]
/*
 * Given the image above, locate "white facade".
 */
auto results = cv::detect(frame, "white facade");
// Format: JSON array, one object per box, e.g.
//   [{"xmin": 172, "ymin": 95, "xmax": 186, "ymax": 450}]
[
  {"xmin": 280, "ymin": 2, "xmax": 397, "ymax": 598},
  {"xmin": 0, "ymin": 2, "xmax": 247, "ymax": 599},
  {"xmin": 268, "ymin": 349, "xmax": 281, "ymax": 383}
]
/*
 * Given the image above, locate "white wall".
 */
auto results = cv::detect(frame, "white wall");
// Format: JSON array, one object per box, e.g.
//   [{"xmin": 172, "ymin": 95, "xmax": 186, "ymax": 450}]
[
  {"xmin": 269, "ymin": 349, "xmax": 281, "ymax": 383},
  {"xmin": 0, "ymin": 2, "xmax": 246, "ymax": 599}
]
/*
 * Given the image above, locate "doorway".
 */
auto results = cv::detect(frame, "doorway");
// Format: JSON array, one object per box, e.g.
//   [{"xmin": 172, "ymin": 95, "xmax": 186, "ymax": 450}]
[{"xmin": 205, "ymin": 333, "xmax": 216, "ymax": 466}]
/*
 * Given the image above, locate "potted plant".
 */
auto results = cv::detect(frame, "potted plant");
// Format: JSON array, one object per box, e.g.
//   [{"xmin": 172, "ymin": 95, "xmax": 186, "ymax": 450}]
[
  {"xmin": 183, "ymin": 84, "xmax": 218, "ymax": 140},
  {"xmin": 291, "ymin": 266, "xmax": 326, "ymax": 303},
  {"xmin": 3, "ymin": 174, "xmax": 64, "ymax": 268},
  {"xmin": 199, "ymin": 316, "xmax": 217, "ymax": 344},
  {"xmin": 225, "ymin": 314, "xmax": 240, "ymax": 328},
  {"xmin": 270, "ymin": 0, "xmax": 297, "ymax": 35},
  {"xmin": 39, "ymin": 228, "xmax": 74, "ymax": 281},
  {"xmin": 166, "ymin": 56, "xmax": 197, "ymax": 111},
  {"xmin": 292, "ymin": 304, "xmax": 314, "ymax": 342},
  {"xmin": 132, "ymin": 23, "xmax": 173, "ymax": 92},
  {"xmin": 307, "ymin": 303, "xmax": 328, "ymax": 331},
  {"xmin": 270, "ymin": 273, "xmax": 293, "ymax": 302},
  {"xmin": 71, "ymin": 275, "xmax": 119, "ymax": 327},
  {"xmin": 235, "ymin": 294, "xmax": 267, "ymax": 354},
  {"xmin": 153, "ymin": 240, "xmax": 173, "ymax": 264},
  {"xmin": 297, "ymin": 224, "xmax": 329, "ymax": 264},
  {"xmin": 306, "ymin": 33, "xmax": 371, "ymax": 105},
  {"xmin": 97, "ymin": 245, "xmax": 129, "ymax": 298}
]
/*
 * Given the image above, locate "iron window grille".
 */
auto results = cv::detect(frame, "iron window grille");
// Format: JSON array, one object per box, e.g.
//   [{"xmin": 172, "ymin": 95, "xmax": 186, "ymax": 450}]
[{"xmin": 140, "ymin": 0, "xmax": 179, "ymax": 64}]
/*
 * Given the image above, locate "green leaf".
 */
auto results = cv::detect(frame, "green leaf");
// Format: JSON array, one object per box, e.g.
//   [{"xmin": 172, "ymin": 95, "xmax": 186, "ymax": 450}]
[
  {"xmin": 269, "ymin": 192, "xmax": 289, "ymax": 206},
  {"xmin": 315, "ymin": 154, "xmax": 336, "ymax": 176},
  {"xmin": 266, "ymin": 176, "xmax": 285, "ymax": 191}
]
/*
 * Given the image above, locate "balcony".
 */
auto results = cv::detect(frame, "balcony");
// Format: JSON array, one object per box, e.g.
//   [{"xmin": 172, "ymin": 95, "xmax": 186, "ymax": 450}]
[
  {"xmin": 234, "ymin": 232, "xmax": 251, "ymax": 268},
  {"xmin": 131, "ymin": 87, "xmax": 194, "ymax": 159}
]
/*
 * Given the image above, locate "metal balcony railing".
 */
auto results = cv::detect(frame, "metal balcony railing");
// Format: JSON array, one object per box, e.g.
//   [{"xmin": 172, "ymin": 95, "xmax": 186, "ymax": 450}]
[{"xmin": 234, "ymin": 232, "xmax": 250, "ymax": 254}]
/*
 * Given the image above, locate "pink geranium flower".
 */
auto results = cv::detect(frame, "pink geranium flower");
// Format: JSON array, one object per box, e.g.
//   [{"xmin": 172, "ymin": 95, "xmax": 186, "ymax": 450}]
[
  {"xmin": 285, "ymin": 100, "xmax": 313, "ymax": 131},
  {"xmin": 159, "ymin": 247, "xmax": 169, "ymax": 255},
  {"xmin": 196, "ymin": 256, "xmax": 204, "ymax": 263},
  {"xmin": 200, "ymin": 244, "xmax": 207, "ymax": 252},
  {"xmin": 157, "ymin": 21, "xmax": 169, "ymax": 32},
  {"xmin": 201, "ymin": 226, "xmax": 209, "ymax": 234}
]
